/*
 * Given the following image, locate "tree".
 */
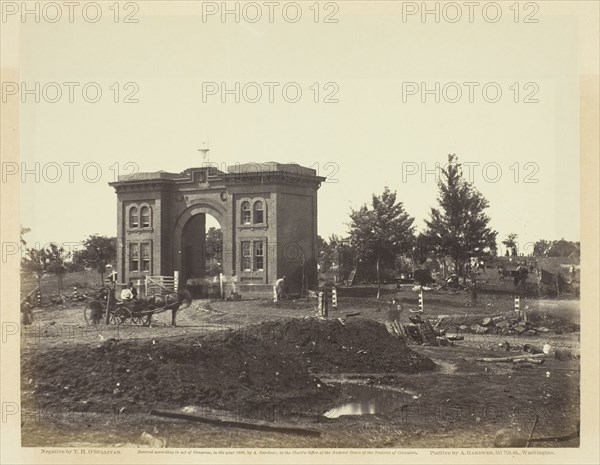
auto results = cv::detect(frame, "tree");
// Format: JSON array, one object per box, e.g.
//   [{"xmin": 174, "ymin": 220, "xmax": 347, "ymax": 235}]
[
  {"xmin": 546, "ymin": 239, "xmax": 579, "ymax": 258},
  {"xmin": 532, "ymin": 239, "xmax": 579, "ymax": 258},
  {"xmin": 414, "ymin": 232, "xmax": 438, "ymax": 266},
  {"xmin": 205, "ymin": 227, "xmax": 223, "ymax": 263},
  {"xmin": 349, "ymin": 187, "xmax": 415, "ymax": 299},
  {"xmin": 21, "ymin": 247, "xmax": 46, "ymax": 290},
  {"xmin": 424, "ymin": 154, "xmax": 497, "ymax": 283},
  {"xmin": 74, "ymin": 235, "xmax": 117, "ymax": 283},
  {"xmin": 203, "ymin": 227, "xmax": 223, "ymax": 275},
  {"xmin": 502, "ymin": 233, "xmax": 518, "ymax": 256},
  {"xmin": 44, "ymin": 243, "xmax": 69, "ymax": 293},
  {"xmin": 316, "ymin": 235, "xmax": 335, "ymax": 273},
  {"xmin": 21, "ymin": 226, "xmax": 30, "ymax": 247},
  {"xmin": 532, "ymin": 239, "xmax": 551, "ymax": 257},
  {"xmin": 328, "ymin": 234, "xmax": 354, "ymax": 283}
]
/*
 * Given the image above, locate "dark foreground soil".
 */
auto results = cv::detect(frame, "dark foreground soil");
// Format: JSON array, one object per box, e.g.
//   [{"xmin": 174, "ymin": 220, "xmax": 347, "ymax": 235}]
[{"xmin": 22, "ymin": 318, "xmax": 434, "ymax": 418}]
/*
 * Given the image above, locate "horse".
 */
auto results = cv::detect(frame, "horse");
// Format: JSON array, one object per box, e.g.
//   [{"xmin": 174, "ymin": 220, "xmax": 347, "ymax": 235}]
[{"xmin": 145, "ymin": 288, "xmax": 192, "ymax": 326}]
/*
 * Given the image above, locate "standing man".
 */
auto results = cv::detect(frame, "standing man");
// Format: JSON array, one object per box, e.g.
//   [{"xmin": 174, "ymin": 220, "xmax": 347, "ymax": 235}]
[
  {"xmin": 274, "ymin": 276, "xmax": 286, "ymax": 303},
  {"xmin": 470, "ymin": 279, "xmax": 478, "ymax": 305}
]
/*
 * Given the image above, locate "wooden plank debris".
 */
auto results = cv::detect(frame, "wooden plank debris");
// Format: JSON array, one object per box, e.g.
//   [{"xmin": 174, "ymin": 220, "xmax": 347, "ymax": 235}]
[
  {"xmin": 150, "ymin": 410, "xmax": 321, "ymax": 437},
  {"xmin": 476, "ymin": 354, "xmax": 546, "ymax": 363}
]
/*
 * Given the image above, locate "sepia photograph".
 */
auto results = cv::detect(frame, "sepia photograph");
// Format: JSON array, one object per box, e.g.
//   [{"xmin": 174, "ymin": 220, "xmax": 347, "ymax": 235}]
[{"xmin": 1, "ymin": 1, "xmax": 598, "ymax": 463}]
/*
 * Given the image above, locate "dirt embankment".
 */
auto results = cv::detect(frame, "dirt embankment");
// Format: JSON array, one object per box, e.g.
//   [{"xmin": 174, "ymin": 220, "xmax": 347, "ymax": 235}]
[{"xmin": 22, "ymin": 318, "xmax": 434, "ymax": 418}]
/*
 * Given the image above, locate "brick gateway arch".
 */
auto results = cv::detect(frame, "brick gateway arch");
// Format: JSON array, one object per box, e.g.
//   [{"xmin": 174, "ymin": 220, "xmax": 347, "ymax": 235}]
[{"xmin": 110, "ymin": 162, "xmax": 325, "ymax": 297}]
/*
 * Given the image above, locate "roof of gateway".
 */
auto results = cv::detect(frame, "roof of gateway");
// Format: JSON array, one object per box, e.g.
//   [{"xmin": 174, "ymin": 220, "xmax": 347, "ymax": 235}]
[
  {"xmin": 114, "ymin": 163, "xmax": 323, "ymax": 183},
  {"xmin": 116, "ymin": 171, "xmax": 182, "ymax": 182},
  {"xmin": 226, "ymin": 162, "xmax": 317, "ymax": 177}
]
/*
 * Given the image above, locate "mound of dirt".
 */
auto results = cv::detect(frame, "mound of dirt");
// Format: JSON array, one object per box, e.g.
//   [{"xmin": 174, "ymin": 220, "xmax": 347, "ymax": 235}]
[
  {"xmin": 22, "ymin": 318, "xmax": 433, "ymax": 417},
  {"xmin": 216, "ymin": 317, "xmax": 435, "ymax": 374}
]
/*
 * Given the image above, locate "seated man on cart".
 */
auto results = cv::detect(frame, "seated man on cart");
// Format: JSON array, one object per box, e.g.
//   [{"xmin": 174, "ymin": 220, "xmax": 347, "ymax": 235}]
[{"xmin": 120, "ymin": 282, "xmax": 138, "ymax": 302}]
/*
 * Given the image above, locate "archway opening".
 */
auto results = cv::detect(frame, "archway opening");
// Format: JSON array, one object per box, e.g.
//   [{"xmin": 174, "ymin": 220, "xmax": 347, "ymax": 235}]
[{"xmin": 181, "ymin": 213, "xmax": 223, "ymax": 296}]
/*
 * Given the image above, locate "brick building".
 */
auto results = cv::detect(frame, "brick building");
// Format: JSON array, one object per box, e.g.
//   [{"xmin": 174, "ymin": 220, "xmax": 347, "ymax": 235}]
[{"xmin": 109, "ymin": 162, "xmax": 325, "ymax": 297}]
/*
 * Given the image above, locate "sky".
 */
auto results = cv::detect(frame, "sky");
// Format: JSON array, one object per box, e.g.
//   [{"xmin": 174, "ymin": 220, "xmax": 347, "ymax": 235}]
[{"xmin": 8, "ymin": 1, "xmax": 588, "ymax": 255}]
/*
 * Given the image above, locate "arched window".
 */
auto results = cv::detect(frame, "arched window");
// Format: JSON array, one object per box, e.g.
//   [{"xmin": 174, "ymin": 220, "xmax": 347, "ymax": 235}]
[
  {"xmin": 129, "ymin": 206, "xmax": 139, "ymax": 228},
  {"xmin": 140, "ymin": 206, "xmax": 151, "ymax": 228},
  {"xmin": 253, "ymin": 201, "xmax": 264, "ymax": 224},
  {"xmin": 241, "ymin": 201, "xmax": 251, "ymax": 225}
]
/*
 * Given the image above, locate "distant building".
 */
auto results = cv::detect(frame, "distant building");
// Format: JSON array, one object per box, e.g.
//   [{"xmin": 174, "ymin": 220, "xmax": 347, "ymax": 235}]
[{"xmin": 109, "ymin": 162, "xmax": 325, "ymax": 297}]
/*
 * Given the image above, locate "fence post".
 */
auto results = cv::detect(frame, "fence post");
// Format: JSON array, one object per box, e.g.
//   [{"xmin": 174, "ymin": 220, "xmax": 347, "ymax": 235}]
[
  {"xmin": 219, "ymin": 273, "xmax": 224, "ymax": 300},
  {"xmin": 418, "ymin": 291, "xmax": 424, "ymax": 312},
  {"xmin": 173, "ymin": 271, "xmax": 179, "ymax": 293},
  {"xmin": 331, "ymin": 286, "xmax": 338, "ymax": 309},
  {"xmin": 318, "ymin": 291, "xmax": 329, "ymax": 318}
]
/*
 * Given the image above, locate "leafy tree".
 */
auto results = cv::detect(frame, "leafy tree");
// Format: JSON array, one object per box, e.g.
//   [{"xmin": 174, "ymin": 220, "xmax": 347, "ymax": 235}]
[
  {"xmin": 205, "ymin": 258, "xmax": 222, "ymax": 276},
  {"xmin": 349, "ymin": 187, "xmax": 415, "ymax": 299},
  {"xmin": 328, "ymin": 234, "xmax": 354, "ymax": 283},
  {"xmin": 502, "ymin": 233, "xmax": 519, "ymax": 256},
  {"xmin": 44, "ymin": 243, "xmax": 69, "ymax": 293},
  {"xmin": 21, "ymin": 226, "xmax": 30, "ymax": 246},
  {"xmin": 21, "ymin": 247, "xmax": 46, "ymax": 290},
  {"xmin": 74, "ymin": 235, "xmax": 117, "ymax": 283},
  {"xmin": 414, "ymin": 232, "xmax": 438, "ymax": 266},
  {"xmin": 533, "ymin": 239, "xmax": 551, "ymax": 257},
  {"xmin": 424, "ymin": 154, "xmax": 497, "ymax": 283},
  {"xmin": 532, "ymin": 239, "xmax": 579, "ymax": 258},
  {"xmin": 205, "ymin": 227, "xmax": 223, "ymax": 264},
  {"xmin": 316, "ymin": 235, "xmax": 335, "ymax": 273}
]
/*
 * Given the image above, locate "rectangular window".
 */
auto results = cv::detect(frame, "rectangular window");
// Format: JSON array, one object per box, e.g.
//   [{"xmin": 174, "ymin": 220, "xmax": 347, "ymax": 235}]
[
  {"xmin": 130, "ymin": 243, "xmax": 139, "ymax": 272},
  {"xmin": 254, "ymin": 241, "xmax": 264, "ymax": 271},
  {"xmin": 141, "ymin": 243, "xmax": 150, "ymax": 272},
  {"xmin": 241, "ymin": 241, "xmax": 251, "ymax": 271}
]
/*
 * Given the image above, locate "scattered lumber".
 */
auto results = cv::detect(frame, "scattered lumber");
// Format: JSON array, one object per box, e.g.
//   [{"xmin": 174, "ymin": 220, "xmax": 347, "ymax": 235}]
[
  {"xmin": 476, "ymin": 353, "xmax": 545, "ymax": 363},
  {"xmin": 150, "ymin": 409, "xmax": 321, "ymax": 437},
  {"xmin": 385, "ymin": 320, "xmax": 440, "ymax": 346},
  {"xmin": 512, "ymin": 358, "xmax": 545, "ymax": 365}
]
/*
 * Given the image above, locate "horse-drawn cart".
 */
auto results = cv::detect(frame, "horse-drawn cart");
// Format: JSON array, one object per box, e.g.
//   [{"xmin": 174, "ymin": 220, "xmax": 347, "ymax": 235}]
[{"xmin": 83, "ymin": 286, "xmax": 191, "ymax": 326}]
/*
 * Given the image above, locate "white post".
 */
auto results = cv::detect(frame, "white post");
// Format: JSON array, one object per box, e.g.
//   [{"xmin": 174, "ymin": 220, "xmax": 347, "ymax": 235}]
[
  {"xmin": 174, "ymin": 271, "xmax": 179, "ymax": 293},
  {"xmin": 331, "ymin": 287, "xmax": 338, "ymax": 309},
  {"xmin": 514, "ymin": 296, "xmax": 520, "ymax": 313},
  {"xmin": 219, "ymin": 273, "xmax": 224, "ymax": 300},
  {"xmin": 418, "ymin": 291, "xmax": 424, "ymax": 312}
]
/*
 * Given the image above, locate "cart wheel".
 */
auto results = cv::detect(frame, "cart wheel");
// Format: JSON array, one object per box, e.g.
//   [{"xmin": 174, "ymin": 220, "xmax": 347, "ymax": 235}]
[
  {"xmin": 109, "ymin": 307, "xmax": 131, "ymax": 325},
  {"xmin": 131, "ymin": 314, "xmax": 151, "ymax": 326},
  {"xmin": 84, "ymin": 300, "xmax": 106, "ymax": 326}
]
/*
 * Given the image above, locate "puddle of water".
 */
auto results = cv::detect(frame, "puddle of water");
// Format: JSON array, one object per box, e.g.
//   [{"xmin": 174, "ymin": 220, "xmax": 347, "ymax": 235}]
[
  {"xmin": 323, "ymin": 384, "xmax": 411, "ymax": 419},
  {"xmin": 323, "ymin": 401, "xmax": 377, "ymax": 418}
]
